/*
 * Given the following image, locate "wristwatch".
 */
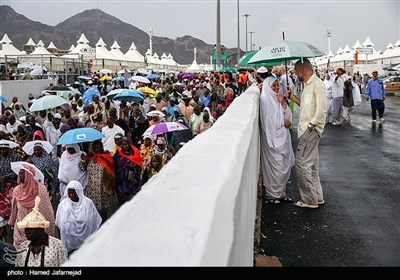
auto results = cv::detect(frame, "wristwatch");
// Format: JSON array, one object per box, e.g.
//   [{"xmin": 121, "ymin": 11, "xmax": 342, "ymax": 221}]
[{"xmin": 308, "ymin": 123, "xmax": 315, "ymax": 130}]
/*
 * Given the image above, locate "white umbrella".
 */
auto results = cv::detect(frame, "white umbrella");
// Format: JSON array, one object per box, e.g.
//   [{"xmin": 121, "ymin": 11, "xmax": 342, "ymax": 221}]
[
  {"xmin": 29, "ymin": 95, "xmax": 70, "ymax": 112},
  {"xmin": 137, "ymin": 68, "xmax": 149, "ymax": 75},
  {"xmin": 0, "ymin": 139, "xmax": 19, "ymax": 149},
  {"xmin": 106, "ymin": 88, "xmax": 124, "ymax": 99},
  {"xmin": 130, "ymin": 76, "xmax": 150, "ymax": 84},
  {"xmin": 99, "ymin": 69, "xmax": 113, "ymax": 74},
  {"xmin": 29, "ymin": 65, "xmax": 47, "ymax": 76},
  {"xmin": 11, "ymin": 162, "xmax": 45, "ymax": 184},
  {"xmin": 23, "ymin": 140, "xmax": 54, "ymax": 155},
  {"xmin": 146, "ymin": 110, "xmax": 165, "ymax": 118}
]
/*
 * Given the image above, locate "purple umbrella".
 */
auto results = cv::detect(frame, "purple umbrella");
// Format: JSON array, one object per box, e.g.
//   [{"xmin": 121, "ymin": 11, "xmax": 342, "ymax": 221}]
[{"xmin": 142, "ymin": 122, "xmax": 188, "ymax": 136}]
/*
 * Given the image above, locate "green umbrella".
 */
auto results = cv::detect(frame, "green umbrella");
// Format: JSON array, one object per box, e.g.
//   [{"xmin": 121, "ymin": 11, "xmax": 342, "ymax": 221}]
[
  {"xmin": 225, "ymin": 67, "xmax": 237, "ymax": 74},
  {"xmin": 238, "ymin": 51, "xmax": 257, "ymax": 66},
  {"xmin": 248, "ymin": 40, "xmax": 325, "ymax": 65}
]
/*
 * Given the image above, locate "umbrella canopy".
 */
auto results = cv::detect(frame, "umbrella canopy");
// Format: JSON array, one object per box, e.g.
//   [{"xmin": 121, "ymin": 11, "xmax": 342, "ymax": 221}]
[
  {"xmin": 143, "ymin": 122, "xmax": 188, "ymax": 136},
  {"xmin": 45, "ymin": 85, "xmax": 71, "ymax": 91},
  {"xmin": 248, "ymin": 40, "xmax": 325, "ymax": 65},
  {"xmin": 106, "ymin": 88, "xmax": 124, "ymax": 99},
  {"xmin": 146, "ymin": 110, "xmax": 165, "ymax": 118},
  {"xmin": 57, "ymin": 127, "xmax": 105, "ymax": 145},
  {"xmin": 29, "ymin": 95, "xmax": 69, "ymax": 112},
  {"xmin": 23, "ymin": 140, "xmax": 53, "ymax": 155},
  {"xmin": 11, "ymin": 161, "xmax": 44, "ymax": 184},
  {"xmin": 137, "ymin": 68, "xmax": 149, "ymax": 75},
  {"xmin": 1, "ymin": 96, "xmax": 7, "ymax": 102},
  {"xmin": 0, "ymin": 139, "xmax": 19, "ymax": 149},
  {"xmin": 78, "ymin": 75, "xmax": 92, "ymax": 80},
  {"xmin": 99, "ymin": 75, "xmax": 112, "ymax": 82},
  {"xmin": 238, "ymin": 51, "xmax": 258, "ymax": 66},
  {"xmin": 113, "ymin": 89, "xmax": 144, "ymax": 103},
  {"xmin": 146, "ymin": 73, "xmax": 160, "ymax": 79},
  {"xmin": 138, "ymin": 86, "xmax": 156, "ymax": 96},
  {"xmin": 131, "ymin": 76, "xmax": 150, "ymax": 84},
  {"xmin": 82, "ymin": 87, "xmax": 101, "ymax": 105},
  {"xmin": 29, "ymin": 65, "xmax": 47, "ymax": 76},
  {"xmin": 112, "ymin": 76, "xmax": 124, "ymax": 82},
  {"xmin": 99, "ymin": 69, "xmax": 113, "ymax": 74},
  {"xmin": 224, "ymin": 67, "xmax": 237, "ymax": 74},
  {"xmin": 44, "ymin": 85, "xmax": 75, "ymax": 100}
]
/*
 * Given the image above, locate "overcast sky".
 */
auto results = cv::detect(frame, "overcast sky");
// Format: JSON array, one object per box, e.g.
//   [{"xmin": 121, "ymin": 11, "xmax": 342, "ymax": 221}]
[{"xmin": 3, "ymin": 0, "xmax": 400, "ymax": 54}]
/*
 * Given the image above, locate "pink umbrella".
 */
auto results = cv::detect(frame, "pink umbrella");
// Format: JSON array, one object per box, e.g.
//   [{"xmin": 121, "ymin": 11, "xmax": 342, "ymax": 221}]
[{"xmin": 142, "ymin": 122, "xmax": 188, "ymax": 136}]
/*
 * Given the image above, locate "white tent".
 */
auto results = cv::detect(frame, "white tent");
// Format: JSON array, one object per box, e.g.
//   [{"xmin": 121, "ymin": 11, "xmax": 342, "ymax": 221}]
[
  {"xmin": 125, "ymin": 42, "xmax": 144, "ymax": 63},
  {"xmin": 160, "ymin": 52, "xmax": 169, "ymax": 66},
  {"xmin": 95, "ymin": 38, "xmax": 120, "ymax": 60},
  {"xmin": 167, "ymin": 53, "xmax": 177, "ymax": 67},
  {"xmin": 30, "ymin": 40, "xmax": 53, "ymax": 56},
  {"xmin": 145, "ymin": 49, "xmax": 159, "ymax": 65},
  {"xmin": 61, "ymin": 33, "xmax": 91, "ymax": 59},
  {"xmin": 47, "ymin": 42, "xmax": 57, "ymax": 50},
  {"xmin": 110, "ymin": 41, "xmax": 133, "ymax": 61},
  {"xmin": 0, "ymin": 34, "xmax": 24, "ymax": 57},
  {"xmin": 25, "ymin": 38, "xmax": 36, "ymax": 47}
]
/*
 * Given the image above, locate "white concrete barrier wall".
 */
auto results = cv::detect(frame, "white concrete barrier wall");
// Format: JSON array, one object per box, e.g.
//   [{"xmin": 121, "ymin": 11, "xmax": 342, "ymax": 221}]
[
  {"xmin": 65, "ymin": 84, "xmax": 261, "ymax": 266},
  {"xmin": 0, "ymin": 80, "xmax": 54, "ymax": 107}
]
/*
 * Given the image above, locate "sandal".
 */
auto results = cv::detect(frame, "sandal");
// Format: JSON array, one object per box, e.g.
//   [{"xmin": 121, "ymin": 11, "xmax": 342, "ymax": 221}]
[
  {"xmin": 266, "ymin": 198, "xmax": 281, "ymax": 204},
  {"xmin": 280, "ymin": 197, "xmax": 293, "ymax": 202},
  {"xmin": 294, "ymin": 201, "xmax": 318, "ymax": 209}
]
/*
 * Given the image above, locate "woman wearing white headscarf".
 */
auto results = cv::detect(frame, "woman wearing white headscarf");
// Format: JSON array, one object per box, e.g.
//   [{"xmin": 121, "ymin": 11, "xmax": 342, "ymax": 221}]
[
  {"xmin": 55, "ymin": 181, "xmax": 101, "ymax": 254},
  {"xmin": 58, "ymin": 144, "xmax": 87, "ymax": 197},
  {"xmin": 260, "ymin": 76, "xmax": 295, "ymax": 204}
]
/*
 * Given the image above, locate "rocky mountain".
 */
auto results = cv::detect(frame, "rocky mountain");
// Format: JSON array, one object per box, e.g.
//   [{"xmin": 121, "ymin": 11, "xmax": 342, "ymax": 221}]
[{"xmin": 0, "ymin": 5, "xmax": 240, "ymax": 65}]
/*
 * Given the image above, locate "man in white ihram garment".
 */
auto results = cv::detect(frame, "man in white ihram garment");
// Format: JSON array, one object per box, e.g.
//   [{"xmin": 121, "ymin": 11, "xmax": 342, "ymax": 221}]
[
  {"xmin": 331, "ymin": 68, "xmax": 346, "ymax": 125},
  {"xmin": 260, "ymin": 76, "xmax": 295, "ymax": 204}
]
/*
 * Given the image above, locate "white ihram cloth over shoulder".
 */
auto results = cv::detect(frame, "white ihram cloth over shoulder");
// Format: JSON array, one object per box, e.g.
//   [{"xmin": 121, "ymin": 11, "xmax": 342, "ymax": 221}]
[
  {"xmin": 259, "ymin": 76, "xmax": 295, "ymax": 200},
  {"xmin": 58, "ymin": 144, "xmax": 87, "ymax": 197},
  {"xmin": 56, "ymin": 181, "xmax": 102, "ymax": 252}
]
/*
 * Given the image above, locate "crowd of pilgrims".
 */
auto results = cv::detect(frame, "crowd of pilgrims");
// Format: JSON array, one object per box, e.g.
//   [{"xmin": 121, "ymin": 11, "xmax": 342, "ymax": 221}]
[{"xmin": 0, "ymin": 69, "xmax": 257, "ymax": 266}]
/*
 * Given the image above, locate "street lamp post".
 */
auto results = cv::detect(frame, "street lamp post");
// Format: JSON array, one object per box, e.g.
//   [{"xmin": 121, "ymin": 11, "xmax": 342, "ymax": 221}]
[
  {"xmin": 242, "ymin": 13, "xmax": 250, "ymax": 52},
  {"xmin": 248, "ymin": 31, "xmax": 255, "ymax": 51},
  {"xmin": 237, "ymin": 0, "xmax": 240, "ymax": 66},
  {"xmin": 216, "ymin": 0, "xmax": 221, "ymax": 68}
]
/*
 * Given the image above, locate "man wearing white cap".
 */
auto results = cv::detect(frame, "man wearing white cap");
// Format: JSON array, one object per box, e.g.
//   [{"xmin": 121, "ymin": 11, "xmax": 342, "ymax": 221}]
[{"xmin": 256, "ymin": 67, "xmax": 271, "ymax": 90}]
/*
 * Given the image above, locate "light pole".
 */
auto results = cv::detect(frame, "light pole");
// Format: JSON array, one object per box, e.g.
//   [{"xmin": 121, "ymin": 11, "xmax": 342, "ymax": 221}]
[
  {"xmin": 237, "ymin": 0, "xmax": 240, "ymax": 66},
  {"xmin": 242, "ymin": 13, "xmax": 250, "ymax": 52},
  {"xmin": 327, "ymin": 27, "xmax": 331, "ymax": 54},
  {"xmin": 216, "ymin": 0, "xmax": 221, "ymax": 68},
  {"xmin": 248, "ymin": 31, "xmax": 255, "ymax": 51}
]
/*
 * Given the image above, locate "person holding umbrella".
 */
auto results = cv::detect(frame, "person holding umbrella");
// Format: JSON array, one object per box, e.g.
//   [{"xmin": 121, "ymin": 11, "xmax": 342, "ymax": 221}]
[{"xmin": 288, "ymin": 58, "xmax": 327, "ymax": 209}]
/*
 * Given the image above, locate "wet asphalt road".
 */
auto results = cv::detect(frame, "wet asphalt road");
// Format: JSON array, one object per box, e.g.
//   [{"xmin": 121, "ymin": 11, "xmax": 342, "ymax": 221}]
[{"xmin": 260, "ymin": 95, "xmax": 400, "ymax": 267}]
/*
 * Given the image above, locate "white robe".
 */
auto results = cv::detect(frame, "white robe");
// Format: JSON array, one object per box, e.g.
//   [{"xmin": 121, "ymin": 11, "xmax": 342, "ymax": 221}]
[
  {"xmin": 58, "ymin": 144, "xmax": 87, "ymax": 196},
  {"xmin": 101, "ymin": 124, "xmax": 125, "ymax": 153},
  {"xmin": 56, "ymin": 181, "xmax": 101, "ymax": 252},
  {"xmin": 260, "ymin": 77, "xmax": 295, "ymax": 199}
]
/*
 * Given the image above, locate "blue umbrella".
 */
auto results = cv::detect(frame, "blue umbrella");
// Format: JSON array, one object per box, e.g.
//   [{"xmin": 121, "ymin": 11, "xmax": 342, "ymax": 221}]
[
  {"xmin": 146, "ymin": 73, "xmax": 160, "ymax": 79},
  {"xmin": 113, "ymin": 89, "xmax": 144, "ymax": 103},
  {"xmin": 1, "ymin": 96, "xmax": 7, "ymax": 102},
  {"xmin": 82, "ymin": 87, "xmax": 101, "ymax": 105},
  {"xmin": 112, "ymin": 77, "xmax": 124, "ymax": 82},
  {"xmin": 57, "ymin": 127, "xmax": 105, "ymax": 145}
]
